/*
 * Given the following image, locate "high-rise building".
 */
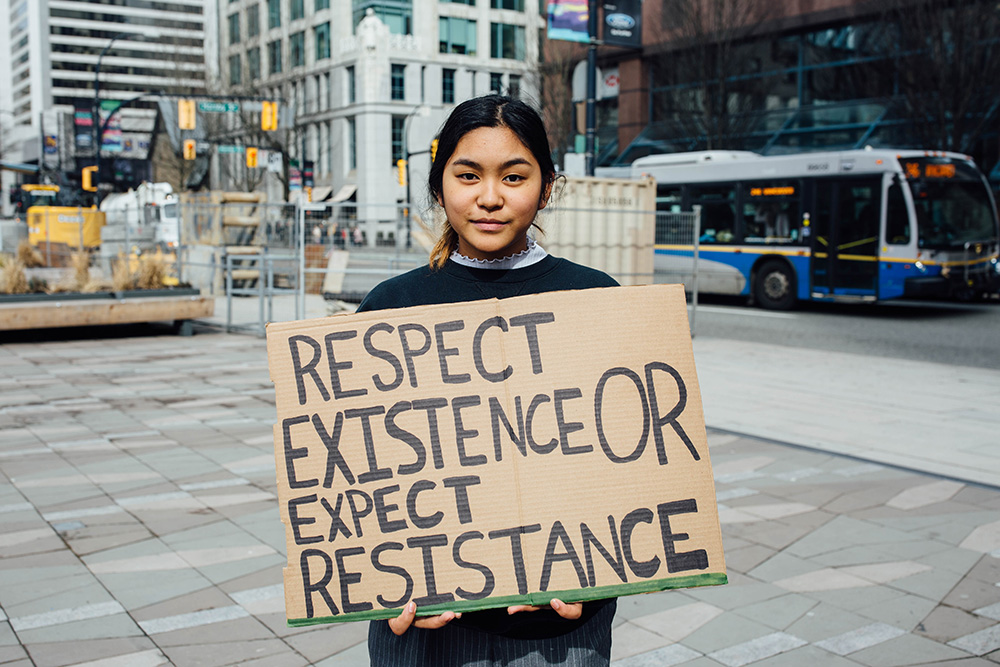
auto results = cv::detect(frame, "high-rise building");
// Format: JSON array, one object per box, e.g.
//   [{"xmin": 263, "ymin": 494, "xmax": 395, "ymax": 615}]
[
  {"xmin": 216, "ymin": 0, "xmax": 543, "ymax": 237},
  {"xmin": 0, "ymin": 0, "xmax": 214, "ymax": 197}
]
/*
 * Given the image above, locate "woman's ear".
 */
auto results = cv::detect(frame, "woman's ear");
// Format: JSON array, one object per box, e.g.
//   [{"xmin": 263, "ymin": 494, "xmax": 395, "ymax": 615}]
[{"xmin": 538, "ymin": 179, "xmax": 553, "ymax": 210}]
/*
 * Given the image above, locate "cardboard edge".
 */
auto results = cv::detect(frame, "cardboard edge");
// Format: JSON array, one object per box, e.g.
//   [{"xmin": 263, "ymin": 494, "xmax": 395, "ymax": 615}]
[{"xmin": 285, "ymin": 572, "xmax": 728, "ymax": 627}]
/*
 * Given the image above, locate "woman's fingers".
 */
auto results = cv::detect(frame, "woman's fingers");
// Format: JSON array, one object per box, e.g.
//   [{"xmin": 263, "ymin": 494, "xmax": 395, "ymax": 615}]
[
  {"xmin": 550, "ymin": 599, "xmax": 583, "ymax": 619},
  {"xmin": 387, "ymin": 602, "xmax": 461, "ymax": 635},
  {"xmin": 387, "ymin": 602, "xmax": 417, "ymax": 636},
  {"xmin": 507, "ymin": 599, "xmax": 584, "ymax": 619},
  {"xmin": 413, "ymin": 611, "xmax": 460, "ymax": 629},
  {"xmin": 507, "ymin": 604, "xmax": 542, "ymax": 614}
]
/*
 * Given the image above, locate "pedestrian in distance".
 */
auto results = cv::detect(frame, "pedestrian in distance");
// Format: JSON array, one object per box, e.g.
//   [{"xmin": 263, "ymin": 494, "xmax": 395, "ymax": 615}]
[{"xmin": 358, "ymin": 94, "xmax": 619, "ymax": 666}]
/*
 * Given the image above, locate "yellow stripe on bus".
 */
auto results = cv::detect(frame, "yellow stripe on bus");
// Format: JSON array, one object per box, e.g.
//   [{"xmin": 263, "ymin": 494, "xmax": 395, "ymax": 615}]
[
  {"xmin": 838, "ymin": 236, "xmax": 877, "ymax": 251},
  {"xmin": 657, "ymin": 245, "xmax": 998, "ymax": 268},
  {"xmin": 655, "ymin": 245, "xmax": 809, "ymax": 257}
]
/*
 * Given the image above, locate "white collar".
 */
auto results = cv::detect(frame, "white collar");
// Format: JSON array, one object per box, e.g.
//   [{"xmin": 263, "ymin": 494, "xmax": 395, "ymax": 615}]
[{"xmin": 449, "ymin": 236, "xmax": 548, "ymax": 270}]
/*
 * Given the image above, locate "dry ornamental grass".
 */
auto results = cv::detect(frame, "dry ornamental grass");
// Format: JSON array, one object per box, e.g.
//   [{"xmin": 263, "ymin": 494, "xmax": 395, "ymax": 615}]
[
  {"xmin": 136, "ymin": 254, "xmax": 166, "ymax": 290},
  {"xmin": 16, "ymin": 240, "xmax": 43, "ymax": 268},
  {"xmin": 111, "ymin": 254, "xmax": 135, "ymax": 292},
  {"xmin": 0, "ymin": 260, "xmax": 29, "ymax": 294}
]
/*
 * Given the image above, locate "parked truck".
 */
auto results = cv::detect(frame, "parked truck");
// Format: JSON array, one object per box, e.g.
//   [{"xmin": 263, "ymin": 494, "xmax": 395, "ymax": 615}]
[{"xmin": 99, "ymin": 181, "xmax": 180, "ymax": 248}]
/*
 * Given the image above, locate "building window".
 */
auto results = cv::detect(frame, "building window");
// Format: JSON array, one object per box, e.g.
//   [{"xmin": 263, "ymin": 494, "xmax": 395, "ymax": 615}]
[
  {"xmin": 440, "ymin": 17, "xmax": 477, "ymax": 55},
  {"xmin": 290, "ymin": 31, "xmax": 305, "ymax": 67},
  {"xmin": 348, "ymin": 117, "xmax": 357, "ymax": 170},
  {"xmin": 353, "ymin": 1, "xmax": 412, "ymax": 35},
  {"xmin": 490, "ymin": 72, "xmax": 503, "ymax": 93},
  {"xmin": 391, "ymin": 64, "xmax": 405, "ymax": 100},
  {"xmin": 491, "ymin": 0, "xmax": 523, "ymax": 8},
  {"xmin": 491, "ymin": 22, "xmax": 525, "ymax": 60},
  {"xmin": 442, "ymin": 68, "xmax": 455, "ymax": 103},
  {"xmin": 444, "ymin": 0, "xmax": 475, "ymax": 4},
  {"xmin": 347, "ymin": 65, "xmax": 356, "ymax": 103},
  {"xmin": 315, "ymin": 22, "xmax": 330, "ymax": 60},
  {"xmin": 509, "ymin": 74, "xmax": 521, "ymax": 98},
  {"xmin": 268, "ymin": 39, "xmax": 282, "ymax": 74},
  {"xmin": 248, "ymin": 47, "xmax": 260, "ymax": 80},
  {"xmin": 391, "ymin": 115, "xmax": 405, "ymax": 163},
  {"xmin": 228, "ymin": 13, "xmax": 240, "ymax": 45},
  {"xmin": 247, "ymin": 4, "xmax": 259, "ymax": 38},
  {"xmin": 267, "ymin": 0, "xmax": 280, "ymax": 29},
  {"xmin": 291, "ymin": 0, "xmax": 304, "ymax": 20},
  {"xmin": 316, "ymin": 0, "xmax": 329, "ymax": 8},
  {"xmin": 229, "ymin": 54, "xmax": 241, "ymax": 85}
]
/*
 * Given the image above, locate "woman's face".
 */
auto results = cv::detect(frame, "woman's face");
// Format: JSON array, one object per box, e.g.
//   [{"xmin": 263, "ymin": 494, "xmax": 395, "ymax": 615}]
[{"xmin": 439, "ymin": 126, "xmax": 550, "ymax": 261}]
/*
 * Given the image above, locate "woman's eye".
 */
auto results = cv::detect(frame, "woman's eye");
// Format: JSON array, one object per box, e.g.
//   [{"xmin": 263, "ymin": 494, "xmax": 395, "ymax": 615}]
[
  {"xmin": 457, "ymin": 173, "xmax": 478, "ymax": 181},
  {"xmin": 504, "ymin": 174, "xmax": 525, "ymax": 183}
]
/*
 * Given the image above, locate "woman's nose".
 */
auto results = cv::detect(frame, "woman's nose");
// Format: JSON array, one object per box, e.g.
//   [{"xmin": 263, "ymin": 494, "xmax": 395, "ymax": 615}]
[{"xmin": 477, "ymin": 180, "xmax": 503, "ymax": 210}]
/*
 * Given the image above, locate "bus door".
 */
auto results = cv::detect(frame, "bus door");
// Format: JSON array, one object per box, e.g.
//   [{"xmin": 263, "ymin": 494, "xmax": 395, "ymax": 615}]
[{"xmin": 811, "ymin": 177, "xmax": 881, "ymax": 297}]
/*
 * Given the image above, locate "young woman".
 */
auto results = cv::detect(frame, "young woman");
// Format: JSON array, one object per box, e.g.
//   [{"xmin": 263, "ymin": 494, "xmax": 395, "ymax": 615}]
[{"xmin": 360, "ymin": 95, "xmax": 618, "ymax": 666}]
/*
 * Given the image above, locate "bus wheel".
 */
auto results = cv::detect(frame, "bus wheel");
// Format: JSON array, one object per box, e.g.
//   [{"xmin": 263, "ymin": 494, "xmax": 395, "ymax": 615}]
[{"xmin": 754, "ymin": 260, "xmax": 796, "ymax": 310}]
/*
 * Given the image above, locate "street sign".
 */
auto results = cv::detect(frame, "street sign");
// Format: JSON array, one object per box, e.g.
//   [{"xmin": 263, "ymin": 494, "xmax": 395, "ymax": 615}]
[
  {"xmin": 199, "ymin": 101, "xmax": 240, "ymax": 113},
  {"xmin": 218, "ymin": 145, "xmax": 246, "ymax": 153}
]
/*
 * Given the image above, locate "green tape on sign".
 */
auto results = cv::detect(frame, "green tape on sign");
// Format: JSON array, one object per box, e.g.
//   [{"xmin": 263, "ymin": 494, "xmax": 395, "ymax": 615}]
[{"xmin": 286, "ymin": 572, "xmax": 729, "ymax": 627}]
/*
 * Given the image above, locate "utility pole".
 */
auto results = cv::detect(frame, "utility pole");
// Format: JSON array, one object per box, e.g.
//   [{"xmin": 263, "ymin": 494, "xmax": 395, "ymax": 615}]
[{"xmin": 585, "ymin": 0, "xmax": 598, "ymax": 176}]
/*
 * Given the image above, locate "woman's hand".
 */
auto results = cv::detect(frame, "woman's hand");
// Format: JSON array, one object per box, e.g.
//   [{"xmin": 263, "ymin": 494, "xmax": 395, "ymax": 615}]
[
  {"xmin": 507, "ymin": 598, "xmax": 582, "ymax": 619},
  {"xmin": 387, "ymin": 601, "xmax": 461, "ymax": 636}
]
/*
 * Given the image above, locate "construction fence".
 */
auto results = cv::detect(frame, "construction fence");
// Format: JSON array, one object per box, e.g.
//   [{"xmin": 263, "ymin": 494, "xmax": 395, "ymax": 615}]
[{"xmin": 1, "ymin": 195, "xmax": 702, "ymax": 336}]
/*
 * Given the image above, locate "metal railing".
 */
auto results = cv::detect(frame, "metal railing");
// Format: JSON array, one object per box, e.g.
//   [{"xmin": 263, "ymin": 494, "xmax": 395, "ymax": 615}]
[
  {"xmin": 653, "ymin": 205, "xmax": 701, "ymax": 333},
  {"xmin": 2, "ymin": 199, "xmax": 705, "ymax": 337}
]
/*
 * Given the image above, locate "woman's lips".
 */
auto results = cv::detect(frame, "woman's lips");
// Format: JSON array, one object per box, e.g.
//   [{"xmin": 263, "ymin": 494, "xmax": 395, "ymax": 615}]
[{"xmin": 472, "ymin": 219, "xmax": 507, "ymax": 231}]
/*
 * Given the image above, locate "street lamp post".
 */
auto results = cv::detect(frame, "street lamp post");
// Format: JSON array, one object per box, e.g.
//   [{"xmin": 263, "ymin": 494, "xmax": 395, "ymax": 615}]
[
  {"xmin": 92, "ymin": 30, "xmax": 160, "ymax": 204},
  {"xmin": 402, "ymin": 104, "xmax": 430, "ymax": 249},
  {"xmin": 92, "ymin": 32, "xmax": 130, "ymax": 204}
]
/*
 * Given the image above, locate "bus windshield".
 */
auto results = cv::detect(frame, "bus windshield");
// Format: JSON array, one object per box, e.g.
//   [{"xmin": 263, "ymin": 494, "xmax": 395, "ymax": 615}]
[{"xmin": 906, "ymin": 159, "xmax": 998, "ymax": 249}]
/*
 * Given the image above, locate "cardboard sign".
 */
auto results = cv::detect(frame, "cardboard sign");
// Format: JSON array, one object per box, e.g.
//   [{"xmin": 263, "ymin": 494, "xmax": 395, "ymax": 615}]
[{"xmin": 267, "ymin": 284, "xmax": 726, "ymax": 626}]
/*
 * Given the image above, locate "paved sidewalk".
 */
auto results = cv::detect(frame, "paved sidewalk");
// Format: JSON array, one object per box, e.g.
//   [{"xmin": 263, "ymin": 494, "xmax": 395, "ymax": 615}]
[{"xmin": 0, "ymin": 330, "xmax": 998, "ymax": 666}]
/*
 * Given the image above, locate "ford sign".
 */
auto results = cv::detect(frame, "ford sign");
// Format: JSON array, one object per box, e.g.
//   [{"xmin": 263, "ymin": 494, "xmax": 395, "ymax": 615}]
[{"xmin": 606, "ymin": 13, "xmax": 635, "ymax": 30}]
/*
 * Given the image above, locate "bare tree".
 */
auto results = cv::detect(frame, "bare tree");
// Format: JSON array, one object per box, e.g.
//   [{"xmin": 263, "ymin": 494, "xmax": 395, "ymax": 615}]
[
  {"xmin": 647, "ymin": 0, "xmax": 774, "ymax": 150},
  {"xmin": 535, "ymin": 40, "xmax": 585, "ymax": 170},
  {"xmin": 874, "ymin": 0, "xmax": 1000, "ymax": 153}
]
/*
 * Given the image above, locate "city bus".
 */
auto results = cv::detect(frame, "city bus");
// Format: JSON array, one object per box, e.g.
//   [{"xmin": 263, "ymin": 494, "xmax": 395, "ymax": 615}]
[{"xmin": 631, "ymin": 149, "xmax": 1000, "ymax": 309}]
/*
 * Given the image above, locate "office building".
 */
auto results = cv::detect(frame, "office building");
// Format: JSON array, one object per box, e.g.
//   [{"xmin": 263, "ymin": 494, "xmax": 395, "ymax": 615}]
[
  {"xmin": 216, "ymin": 0, "xmax": 544, "ymax": 235},
  {"xmin": 0, "ymin": 0, "xmax": 213, "ymax": 200}
]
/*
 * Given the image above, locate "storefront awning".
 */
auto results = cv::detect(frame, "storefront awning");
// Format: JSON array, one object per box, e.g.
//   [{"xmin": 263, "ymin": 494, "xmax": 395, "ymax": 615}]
[
  {"xmin": 310, "ymin": 185, "xmax": 332, "ymax": 201},
  {"xmin": 331, "ymin": 184, "xmax": 357, "ymax": 202}
]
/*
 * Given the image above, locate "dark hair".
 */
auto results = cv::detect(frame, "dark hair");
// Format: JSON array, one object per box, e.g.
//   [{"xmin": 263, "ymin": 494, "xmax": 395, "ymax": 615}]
[{"xmin": 428, "ymin": 95, "xmax": 556, "ymax": 267}]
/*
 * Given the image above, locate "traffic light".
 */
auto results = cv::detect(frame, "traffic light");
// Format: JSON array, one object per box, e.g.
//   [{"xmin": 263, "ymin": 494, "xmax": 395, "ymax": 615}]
[
  {"xmin": 246, "ymin": 146, "xmax": 259, "ymax": 168},
  {"xmin": 397, "ymin": 159, "xmax": 407, "ymax": 186},
  {"xmin": 183, "ymin": 139, "xmax": 196, "ymax": 160},
  {"xmin": 431, "ymin": 139, "xmax": 438, "ymax": 163},
  {"xmin": 261, "ymin": 101, "xmax": 278, "ymax": 131},
  {"xmin": 178, "ymin": 99, "xmax": 196, "ymax": 130},
  {"xmin": 81, "ymin": 166, "xmax": 98, "ymax": 192}
]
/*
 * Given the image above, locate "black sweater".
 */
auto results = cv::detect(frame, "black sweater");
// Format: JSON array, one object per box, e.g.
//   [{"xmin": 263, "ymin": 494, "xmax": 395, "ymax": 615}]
[
  {"xmin": 357, "ymin": 255, "xmax": 619, "ymax": 639},
  {"xmin": 357, "ymin": 255, "xmax": 619, "ymax": 311}
]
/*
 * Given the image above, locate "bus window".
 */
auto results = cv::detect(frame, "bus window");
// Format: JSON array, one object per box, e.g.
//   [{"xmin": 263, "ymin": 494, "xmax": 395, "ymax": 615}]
[
  {"xmin": 841, "ymin": 184, "xmax": 880, "ymax": 245},
  {"xmin": 886, "ymin": 182, "xmax": 910, "ymax": 245},
  {"xmin": 656, "ymin": 186, "xmax": 682, "ymax": 213},
  {"xmin": 741, "ymin": 181, "xmax": 800, "ymax": 244},
  {"xmin": 691, "ymin": 185, "xmax": 736, "ymax": 243}
]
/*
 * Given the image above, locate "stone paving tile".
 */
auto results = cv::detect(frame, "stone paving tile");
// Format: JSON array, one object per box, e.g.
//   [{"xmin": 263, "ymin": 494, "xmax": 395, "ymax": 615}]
[
  {"xmin": 680, "ymin": 611, "xmax": 781, "ymax": 655},
  {"xmin": 919, "ymin": 605, "xmax": 998, "ymax": 643},
  {"xmin": 851, "ymin": 632, "xmax": 973, "ymax": 666},
  {"xmin": 24, "ymin": 636, "xmax": 161, "ymax": 667}
]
